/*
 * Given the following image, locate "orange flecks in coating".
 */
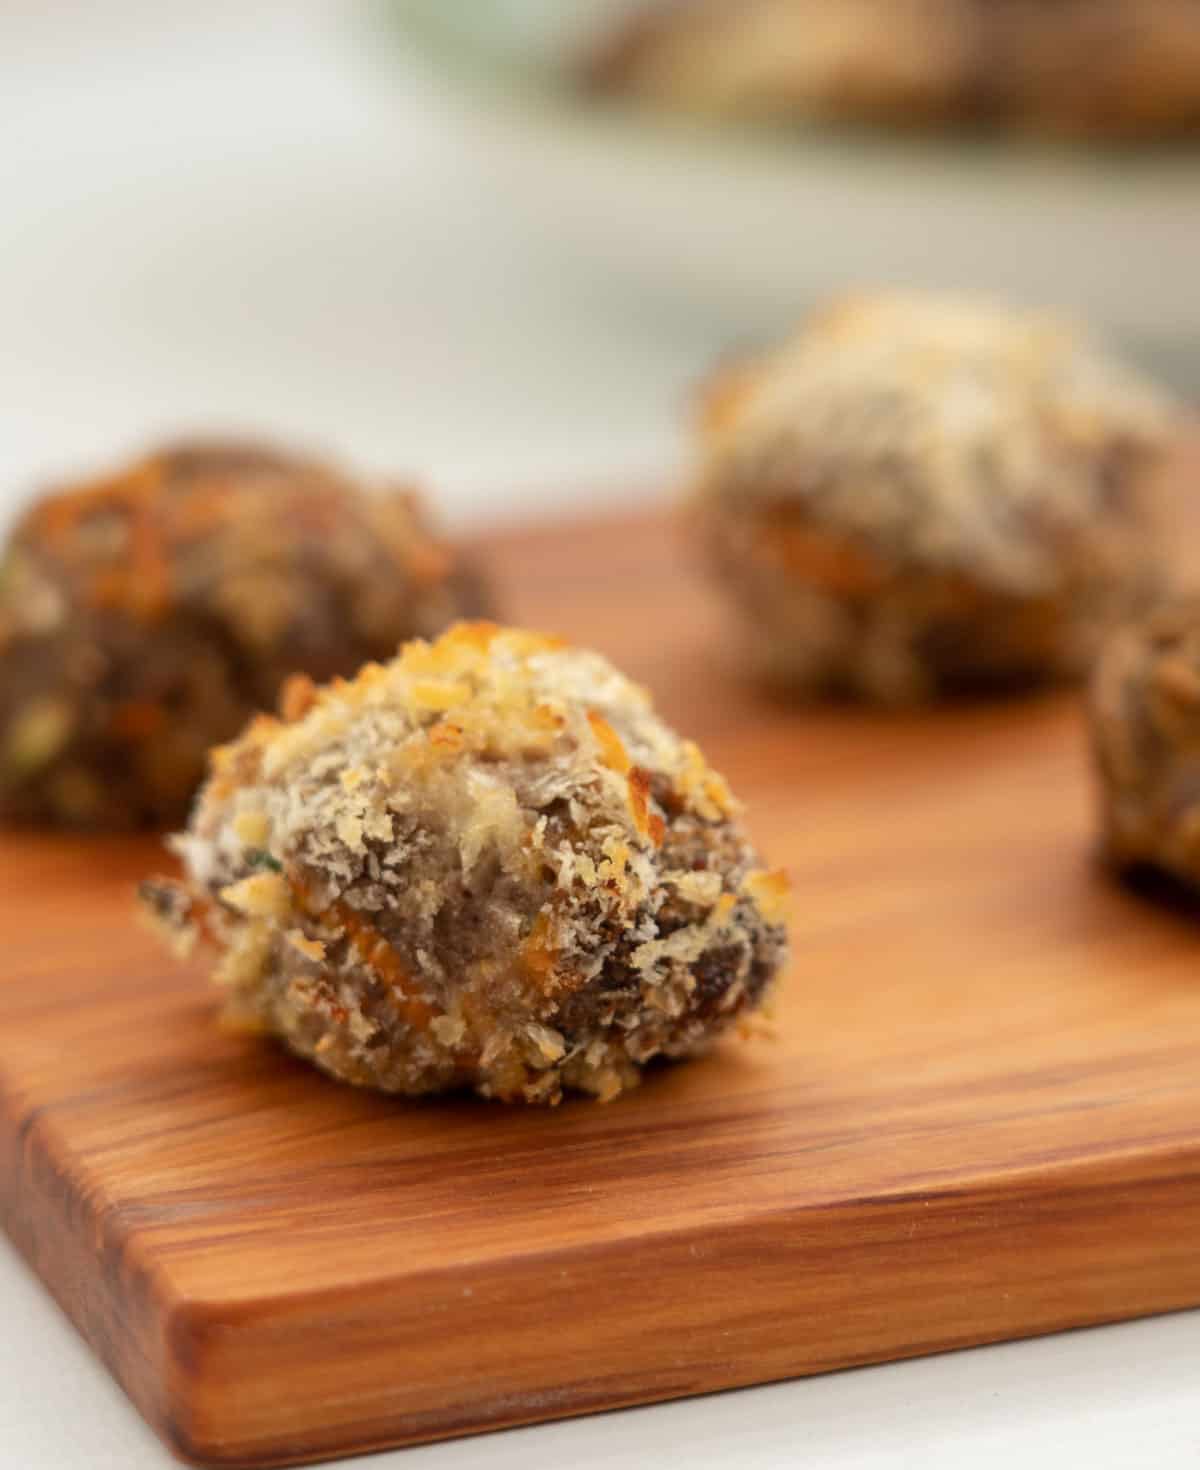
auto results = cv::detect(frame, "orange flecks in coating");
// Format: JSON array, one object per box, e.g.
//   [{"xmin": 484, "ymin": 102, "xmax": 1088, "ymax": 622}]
[
  {"xmin": 587, "ymin": 710, "xmax": 631, "ymax": 774},
  {"xmin": 520, "ymin": 909, "xmax": 559, "ymax": 991},
  {"xmin": 126, "ymin": 501, "xmax": 171, "ymax": 618},
  {"xmin": 760, "ymin": 520, "xmax": 888, "ymax": 597},
  {"xmin": 590, "ymin": 711, "xmax": 662, "ymax": 841},
  {"xmin": 279, "ymin": 673, "xmax": 318, "ymax": 723},
  {"xmin": 629, "ymin": 766, "xmax": 664, "ymax": 844},
  {"xmin": 31, "ymin": 458, "xmax": 162, "ymax": 542},
  {"xmin": 173, "ymin": 486, "xmax": 236, "ymax": 538},
  {"xmin": 289, "ymin": 874, "xmax": 449, "ymax": 1041},
  {"xmin": 32, "ymin": 457, "xmax": 174, "ymax": 620}
]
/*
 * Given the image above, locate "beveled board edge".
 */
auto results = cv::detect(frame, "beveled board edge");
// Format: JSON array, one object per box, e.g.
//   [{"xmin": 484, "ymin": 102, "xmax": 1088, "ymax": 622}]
[
  {"xmin": 0, "ymin": 1073, "xmax": 178, "ymax": 1453},
  {"xmin": 5, "ymin": 1074, "xmax": 1200, "ymax": 1469}
]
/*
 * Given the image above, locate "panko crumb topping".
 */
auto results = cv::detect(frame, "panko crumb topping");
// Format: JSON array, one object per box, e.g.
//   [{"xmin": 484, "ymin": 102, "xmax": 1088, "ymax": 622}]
[
  {"xmin": 693, "ymin": 292, "xmax": 1183, "ymax": 701},
  {"xmin": 0, "ymin": 440, "xmax": 490, "ymax": 826},
  {"xmin": 143, "ymin": 623, "xmax": 788, "ymax": 1104},
  {"xmin": 701, "ymin": 293, "xmax": 1177, "ymax": 589}
]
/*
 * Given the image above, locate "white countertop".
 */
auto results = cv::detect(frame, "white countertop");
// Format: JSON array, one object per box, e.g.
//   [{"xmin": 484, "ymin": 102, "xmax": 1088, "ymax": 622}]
[
  {"xmin": 2, "ymin": 4, "xmax": 1198, "ymax": 1465},
  {"xmin": 4, "ymin": 1227, "xmax": 1199, "ymax": 1470}
]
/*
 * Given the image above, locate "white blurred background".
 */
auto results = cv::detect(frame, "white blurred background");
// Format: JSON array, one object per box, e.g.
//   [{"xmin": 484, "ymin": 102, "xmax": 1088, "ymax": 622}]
[
  {"xmin": 5, "ymin": 0, "xmax": 1197, "ymax": 538},
  {"xmin": 0, "ymin": 0, "xmax": 712, "ymax": 528}
]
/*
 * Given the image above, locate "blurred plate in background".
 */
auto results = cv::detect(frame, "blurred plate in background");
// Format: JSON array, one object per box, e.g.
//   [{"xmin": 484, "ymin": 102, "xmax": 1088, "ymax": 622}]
[{"xmin": 390, "ymin": 0, "xmax": 1200, "ymax": 379}]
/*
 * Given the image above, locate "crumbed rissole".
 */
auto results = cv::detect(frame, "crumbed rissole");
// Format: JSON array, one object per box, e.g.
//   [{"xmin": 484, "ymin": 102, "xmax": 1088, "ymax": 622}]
[
  {"xmin": 585, "ymin": 0, "xmax": 1200, "ymax": 139},
  {"xmin": 0, "ymin": 441, "xmax": 488, "ymax": 827},
  {"xmin": 141, "ymin": 623, "xmax": 789, "ymax": 1104},
  {"xmin": 1090, "ymin": 601, "xmax": 1200, "ymax": 885},
  {"xmin": 692, "ymin": 291, "xmax": 1181, "ymax": 703}
]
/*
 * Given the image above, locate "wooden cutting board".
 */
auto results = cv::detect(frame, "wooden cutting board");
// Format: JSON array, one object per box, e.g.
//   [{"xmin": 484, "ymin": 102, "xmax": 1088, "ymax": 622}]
[{"xmin": 5, "ymin": 506, "xmax": 1200, "ymax": 1468}]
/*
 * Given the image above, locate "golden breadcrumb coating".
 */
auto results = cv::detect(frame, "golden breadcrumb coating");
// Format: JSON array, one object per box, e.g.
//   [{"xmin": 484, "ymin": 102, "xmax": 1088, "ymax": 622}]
[
  {"xmin": 693, "ymin": 291, "xmax": 1182, "ymax": 702},
  {"xmin": 142, "ymin": 623, "xmax": 789, "ymax": 1104},
  {"xmin": 0, "ymin": 441, "xmax": 489, "ymax": 827},
  {"xmin": 1090, "ymin": 600, "xmax": 1200, "ymax": 885}
]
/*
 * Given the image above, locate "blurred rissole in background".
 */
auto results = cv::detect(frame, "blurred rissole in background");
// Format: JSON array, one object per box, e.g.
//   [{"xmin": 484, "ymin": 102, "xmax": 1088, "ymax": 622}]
[
  {"xmin": 581, "ymin": 0, "xmax": 1200, "ymax": 140},
  {"xmin": 395, "ymin": 0, "xmax": 1200, "ymax": 380}
]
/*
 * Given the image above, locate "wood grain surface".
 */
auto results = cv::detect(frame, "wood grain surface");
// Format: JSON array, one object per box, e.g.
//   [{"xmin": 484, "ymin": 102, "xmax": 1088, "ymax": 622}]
[{"xmin": 5, "ymin": 505, "xmax": 1200, "ymax": 1466}]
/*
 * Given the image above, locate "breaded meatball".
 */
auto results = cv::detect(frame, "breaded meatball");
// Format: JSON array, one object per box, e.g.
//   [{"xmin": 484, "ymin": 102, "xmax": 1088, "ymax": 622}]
[
  {"xmin": 1089, "ymin": 600, "xmax": 1200, "ymax": 885},
  {"xmin": 0, "ymin": 442, "xmax": 489, "ymax": 827},
  {"xmin": 585, "ymin": 0, "xmax": 1200, "ymax": 139},
  {"xmin": 692, "ymin": 292, "xmax": 1181, "ymax": 703},
  {"xmin": 586, "ymin": 0, "xmax": 970, "ymax": 128},
  {"xmin": 141, "ymin": 623, "xmax": 788, "ymax": 1104}
]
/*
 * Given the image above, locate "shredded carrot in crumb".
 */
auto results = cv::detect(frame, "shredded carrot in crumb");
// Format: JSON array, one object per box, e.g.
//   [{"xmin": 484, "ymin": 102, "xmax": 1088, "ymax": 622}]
[
  {"xmin": 520, "ymin": 910, "xmax": 559, "ymax": 990},
  {"xmin": 588, "ymin": 713, "xmax": 663, "ymax": 843},
  {"xmin": 31, "ymin": 459, "xmax": 161, "ymax": 541},
  {"xmin": 126, "ymin": 497, "xmax": 171, "ymax": 617},
  {"xmin": 32, "ymin": 458, "xmax": 174, "ymax": 620},
  {"xmin": 760, "ymin": 520, "xmax": 887, "ymax": 595},
  {"xmin": 587, "ymin": 710, "xmax": 630, "ymax": 773},
  {"xmin": 279, "ymin": 673, "xmax": 318, "ymax": 722},
  {"xmin": 174, "ymin": 487, "xmax": 234, "ymax": 537},
  {"xmin": 288, "ymin": 873, "xmax": 453, "ymax": 1041},
  {"xmin": 629, "ymin": 767, "xmax": 664, "ymax": 844}
]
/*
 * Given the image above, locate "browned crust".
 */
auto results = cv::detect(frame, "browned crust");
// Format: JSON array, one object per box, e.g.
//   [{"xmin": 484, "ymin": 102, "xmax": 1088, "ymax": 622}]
[
  {"xmin": 146, "ymin": 623, "xmax": 789, "ymax": 1103},
  {"xmin": 0, "ymin": 441, "xmax": 491, "ymax": 827}
]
